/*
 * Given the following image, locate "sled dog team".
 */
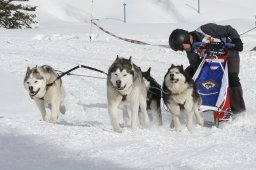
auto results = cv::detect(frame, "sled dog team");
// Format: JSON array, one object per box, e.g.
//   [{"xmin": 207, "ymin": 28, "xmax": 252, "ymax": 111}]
[{"xmin": 24, "ymin": 55, "xmax": 204, "ymax": 132}]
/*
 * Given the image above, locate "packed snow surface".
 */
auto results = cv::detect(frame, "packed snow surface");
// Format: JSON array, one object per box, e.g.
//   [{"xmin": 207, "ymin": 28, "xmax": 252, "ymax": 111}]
[{"xmin": 1, "ymin": 0, "xmax": 256, "ymax": 169}]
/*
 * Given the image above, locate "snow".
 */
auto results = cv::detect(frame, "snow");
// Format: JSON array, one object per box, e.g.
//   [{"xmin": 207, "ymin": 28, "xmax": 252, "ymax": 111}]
[{"xmin": 1, "ymin": 0, "xmax": 256, "ymax": 169}]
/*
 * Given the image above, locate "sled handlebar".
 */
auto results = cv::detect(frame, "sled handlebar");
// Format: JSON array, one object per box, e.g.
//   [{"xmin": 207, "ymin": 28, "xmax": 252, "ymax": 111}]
[{"xmin": 192, "ymin": 42, "xmax": 235, "ymax": 50}]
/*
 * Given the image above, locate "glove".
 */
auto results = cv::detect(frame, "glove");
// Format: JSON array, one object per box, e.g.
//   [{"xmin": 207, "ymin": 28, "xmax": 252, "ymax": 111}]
[{"xmin": 231, "ymin": 38, "xmax": 243, "ymax": 51}]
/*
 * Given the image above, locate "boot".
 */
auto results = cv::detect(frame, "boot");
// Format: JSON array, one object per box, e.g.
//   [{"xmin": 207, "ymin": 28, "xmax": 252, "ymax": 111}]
[{"xmin": 229, "ymin": 86, "xmax": 246, "ymax": 114}]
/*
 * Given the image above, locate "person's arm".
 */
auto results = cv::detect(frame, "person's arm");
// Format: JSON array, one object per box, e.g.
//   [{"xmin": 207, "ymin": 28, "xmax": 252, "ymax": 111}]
[
  {"xmin": 201, "ymin": 23, "xmax": 243, "ymax": 51},
  {"xmin": 186, "ymin": 52, "xmax": 202, "ymax": 77}
]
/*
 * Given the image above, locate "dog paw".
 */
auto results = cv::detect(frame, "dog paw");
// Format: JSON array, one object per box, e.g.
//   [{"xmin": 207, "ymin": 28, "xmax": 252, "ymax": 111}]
[
  {"xmin": 170, "ymin": 120, "xmax": 175, "ymax": 128},
  {"xmin": 175, "ymin": 126, "xmax": 182, "ymax": 132},
  {"xmin": 186, "ymin": 125, "xmax": 192, "ymax": 131},
  {"xmin": 113, "ymin": 128, "xmax": 123, "ymax": 133},
  {"xmin": 43, "ymin": 116, "xmax": 49, "ymax": 122},
  {"xmin": 142, "ymin": 119, "xmax": 150, "ymax": 128},
  {"xmin": 49, "ymin": 118, "xmax": 57, "ymax": 124},
  {"xmin": 198, "ymin": 119, "xmax": 204, "ymax": 126}
]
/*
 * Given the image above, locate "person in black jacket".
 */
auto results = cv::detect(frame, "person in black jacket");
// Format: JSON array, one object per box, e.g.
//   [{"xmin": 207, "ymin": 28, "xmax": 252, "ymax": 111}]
[{"xmin": 168, "ymin": 23, "xmax": 246, "ymax": 114}]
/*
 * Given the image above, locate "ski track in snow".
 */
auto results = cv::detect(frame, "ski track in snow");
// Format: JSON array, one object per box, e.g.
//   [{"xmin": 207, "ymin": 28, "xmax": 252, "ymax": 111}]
[{"xmin": 0, "ymin": 22, "xmax": 256, "ymax": 170}]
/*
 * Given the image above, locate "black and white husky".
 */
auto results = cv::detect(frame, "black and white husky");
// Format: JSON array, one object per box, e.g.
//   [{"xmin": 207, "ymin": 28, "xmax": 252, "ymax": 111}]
[
  {"xmin": 107, "ymin": 56, "xmax": 150, "ymax": 132},
  {"xmin": 142, "ymin": 67, "xmax": 162, "ymax": 126},
  {"xmin": 24, "ymin": 65, "xmax": 66, "ymax": 123},
  {"xmin": 162, "ymin": 64, "xmax": 204, "ymax": 131}
]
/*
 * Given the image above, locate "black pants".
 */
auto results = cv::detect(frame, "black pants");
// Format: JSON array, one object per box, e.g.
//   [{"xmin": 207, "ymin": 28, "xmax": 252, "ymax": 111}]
[{"xmin": 227, "ymin": 51, "xmax": 246, "ymax": 113}]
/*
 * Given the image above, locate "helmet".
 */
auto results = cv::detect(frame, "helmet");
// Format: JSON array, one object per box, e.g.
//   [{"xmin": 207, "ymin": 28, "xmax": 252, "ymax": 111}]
[{"xmin": 169, "ymin": 29, "xmax": 189, "ymax": 51}]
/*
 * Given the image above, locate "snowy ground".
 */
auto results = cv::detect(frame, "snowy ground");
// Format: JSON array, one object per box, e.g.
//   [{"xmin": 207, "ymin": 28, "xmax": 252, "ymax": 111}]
[{"xmin": 1, "ymin": 0, "xmax": 256, "ymax": 170}]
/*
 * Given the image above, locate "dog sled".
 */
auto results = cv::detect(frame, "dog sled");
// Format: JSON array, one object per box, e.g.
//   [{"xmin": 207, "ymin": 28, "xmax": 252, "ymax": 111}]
[{"xmin": 192, "ymin": 41, "xmax": 235, "ymax": 127}]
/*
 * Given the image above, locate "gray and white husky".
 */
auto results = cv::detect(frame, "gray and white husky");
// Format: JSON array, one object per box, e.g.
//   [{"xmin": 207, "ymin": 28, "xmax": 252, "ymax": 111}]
[
  {"xmin": 24, "ymin": 65, "xmax": 66, "ymax": 123},
  {"xmin": 107, "ymin": 56, "xmax": 150, "ymax": 132},
  {"xmin": 162, "ymin": 64, "xmax": 204, "ymax": 131}
]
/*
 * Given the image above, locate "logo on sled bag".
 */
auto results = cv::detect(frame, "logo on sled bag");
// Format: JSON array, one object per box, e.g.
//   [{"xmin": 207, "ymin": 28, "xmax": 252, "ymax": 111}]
[{"xmin": 201, "ymin": 80, "xmax": 216, "ymax": 90}]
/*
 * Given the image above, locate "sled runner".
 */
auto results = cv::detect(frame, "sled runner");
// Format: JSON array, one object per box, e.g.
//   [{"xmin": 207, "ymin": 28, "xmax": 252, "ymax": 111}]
[{"xmin": 192, "ymin": 41, "xmax": 235, "ymax": 127}]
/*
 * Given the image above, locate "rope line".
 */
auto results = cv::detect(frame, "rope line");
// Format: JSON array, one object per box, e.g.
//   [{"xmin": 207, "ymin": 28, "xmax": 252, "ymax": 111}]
[
  {"xmin": 91, "ymin": 20, "xmax": 169, "ymax": 48},
  {"xmin": 91, "ymin": 20, "xmax": 150, "ymax": 45},
  {"xmin": 240, "ymin": 26, "xmax": 256, "ymax": 36}
]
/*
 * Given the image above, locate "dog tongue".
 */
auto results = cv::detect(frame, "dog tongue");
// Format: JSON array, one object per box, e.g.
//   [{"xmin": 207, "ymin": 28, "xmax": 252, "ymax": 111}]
[
  {"xmin": 30, "ymin": 91, "xmax": 35, "ymax": 95},
  {"xmin": 171, "ymin": 79, "xmax": 179, "ymax": 83},
  {"xmin": 117, "ymin": 85, "xmax": 126, "ymax": 90},
  {"xmin": 29, "ymin": 88, "xmax": 40, "ymax": 96}
]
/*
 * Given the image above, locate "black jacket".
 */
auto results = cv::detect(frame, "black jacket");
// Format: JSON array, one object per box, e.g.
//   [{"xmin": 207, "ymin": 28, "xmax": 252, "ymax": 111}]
[{"xmin": 186, "ymin": 23, "xmax": 241, "ymax": 76}]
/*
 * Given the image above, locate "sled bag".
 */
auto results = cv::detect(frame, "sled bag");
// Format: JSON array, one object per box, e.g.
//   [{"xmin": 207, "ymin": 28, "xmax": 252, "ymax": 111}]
[{"xmin": 193, "ymin": 57, "xmax": 228, "ymax": 107}]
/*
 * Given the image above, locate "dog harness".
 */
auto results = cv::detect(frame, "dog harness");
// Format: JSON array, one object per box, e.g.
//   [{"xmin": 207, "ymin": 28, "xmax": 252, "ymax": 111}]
[{"xmin": 39, "ymin": 78, "xmax": 62, "ymax": 101}]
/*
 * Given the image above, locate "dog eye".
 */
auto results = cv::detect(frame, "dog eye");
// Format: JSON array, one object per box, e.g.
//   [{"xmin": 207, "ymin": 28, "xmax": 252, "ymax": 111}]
[
  {"xmin": 34, "ymin": 81, "xmax": 38, "ymax": 83},
  {"xmin": 115, "ymin": 73, "xmax": 118, "ymax": 76},
  {"xmin": 123, "ymin": 74, "xmax": 127, "ymax": 77},
  {"xmin": 26, "ymin": 82, "xmax": 30, "ymax": 84}
]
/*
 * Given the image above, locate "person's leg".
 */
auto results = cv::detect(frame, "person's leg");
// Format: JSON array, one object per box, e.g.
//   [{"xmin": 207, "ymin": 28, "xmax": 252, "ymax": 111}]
[{"xmin": 228, "ymin": 51, "xmax": 246, "ymax": 113}]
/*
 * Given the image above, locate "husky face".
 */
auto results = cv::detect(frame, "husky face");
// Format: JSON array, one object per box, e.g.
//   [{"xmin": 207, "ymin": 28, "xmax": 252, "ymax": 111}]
[
  {"xmin": 110, "ymin": 68, "xmax": 134, "ymax": 91},
  {"xmin": 164, "ymin": 65, "xmax": 188, "ymax": 93},
  {"xmin": 142, "ymin": 67, "xmax": 151, "ymax": 88},
  {"xmin": 24, "ymin": 66, "xmax": 47, "ymax": 98},
  {"xmin": 109, "ymin": 56, "xmax": 135, "ymax": 92}
]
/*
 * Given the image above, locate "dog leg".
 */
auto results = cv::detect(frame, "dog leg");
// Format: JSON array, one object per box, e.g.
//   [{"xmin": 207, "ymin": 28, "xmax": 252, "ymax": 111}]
[
  {"xmin": 123, "ymin": 105, "xmax": 129, "ymax": 126},
  {"xmin": 184, "ymin": 100, "xmax": 194, "ymax": 131},
  {"xmin": 130, "ymin": 101, "xmax": 140, "ymax": 130},
  {"xmin": 172, "ymin": 115, "xmax": 181, "ymax": 131},
  {"xmin": 108, "ymin": 102, "xmax": 122, "ymax": 133},
  {"xmin": 194, "ymin": 106, "xmax": 204, "ymax": 126},
  {"xmin": 139, "ymin": 96, "xmax": 150, "ymax": 129},
  {"xmin": 185, "ymin": 111, "xmax": 194, "ymax": 131},
  {"xmin": 156, "ymin": 108, "xmax": 163, "ymax": 126},
  {"xmin": 150, "ymin": 100, "xmax": 162, "ymax": 126},
  {"xmin": 170, "ymin": 118, "xmax": 174, "ymax": 128},
  {"xmin": 34, "ymin": 99, "xmax": 49, "ymax": 122},
  {"xmin": 59, "ymin": 104, "xmax": 66, "ymax": 115},
  {"xmin": 147, "ymin": 109, "xmax": 153, "ymax": 122},
  {"xmin": 168, "ymin": 104, "xmax": 181, "ymax": 131},
  {"xmin": 49, "ymin": 99, "xmax": 60, "ymax": 124}
]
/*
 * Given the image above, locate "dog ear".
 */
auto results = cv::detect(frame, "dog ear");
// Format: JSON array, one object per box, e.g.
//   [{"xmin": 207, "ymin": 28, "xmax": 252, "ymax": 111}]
[
  {"xmin": 129, "ymin": 56, "xmax": 132, "ymax": 64},
  {"xmin": 26, "ymin": 66, "xmax": 31, "ymax": 76},
  {"xmin": 171, "ymin": 64, "xmax": 174, "ymax": 68},
  {"xmin": 34, "ymin": 65, "xmax": 39, "ymax": 73},
  {"xmin": 115, "ymin": 55, "xmax": 120, "ymax": 61},
  {"xmin": 26, "ymin": 66, "xmax": 31, "ymax": 72},
  {"xmin": 147, "ymin": 67, "xmax": 151, "ymax": 74}
]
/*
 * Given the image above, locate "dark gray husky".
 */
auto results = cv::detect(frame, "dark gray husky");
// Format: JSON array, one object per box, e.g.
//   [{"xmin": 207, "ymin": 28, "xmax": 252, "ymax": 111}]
[{"xmin": 142, "ymin": 67, "xmax": 162, "ymax": 126}]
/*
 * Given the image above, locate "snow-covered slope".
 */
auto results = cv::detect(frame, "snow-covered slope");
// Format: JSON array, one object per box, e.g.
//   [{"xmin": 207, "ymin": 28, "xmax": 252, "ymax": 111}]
[
  {"xmin": 1, "ymin": 0, "xmax": 256, "ymax": 170},
  {"xmin": 34, "ymin": 0, "xmax": 256, "ymax": 24}
]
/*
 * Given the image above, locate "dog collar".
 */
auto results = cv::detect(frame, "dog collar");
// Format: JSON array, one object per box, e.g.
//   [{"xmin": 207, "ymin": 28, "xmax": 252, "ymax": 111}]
[
  {"xmin": 122, "ymin": 95, "xmax": 127, "ymax": 101},
  {"xmin": 46, "ymin": 78, "xmax": 62, "ymax": 90}
]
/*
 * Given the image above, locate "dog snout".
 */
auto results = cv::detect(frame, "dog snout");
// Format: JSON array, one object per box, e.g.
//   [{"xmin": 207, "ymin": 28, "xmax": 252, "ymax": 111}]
[
  {"xmin": 116, "ymin": 80, "xmax": 121, "ymax": 87},
  {"xmin": 170, "ymin": 73, "xmax": 174, "ymax": 79},
  {"xmin": 29, "ymin": 86, "xmax": 33, "ymax": 91}
]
